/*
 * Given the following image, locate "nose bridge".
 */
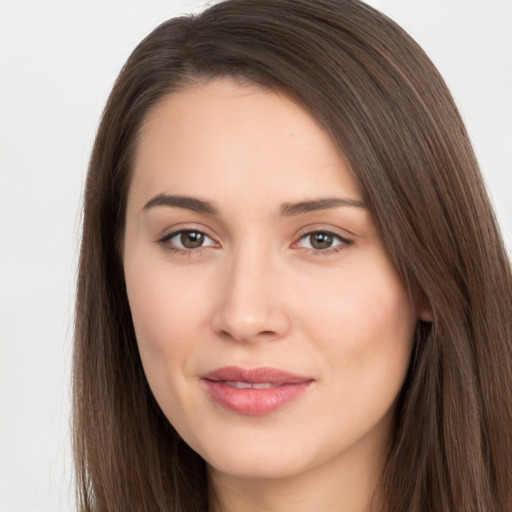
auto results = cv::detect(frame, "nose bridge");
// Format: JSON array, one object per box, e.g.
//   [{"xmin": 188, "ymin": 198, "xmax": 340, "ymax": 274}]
[{"xmin": 212, "ymin": 239, "xmax": 289, "ymax": 342}]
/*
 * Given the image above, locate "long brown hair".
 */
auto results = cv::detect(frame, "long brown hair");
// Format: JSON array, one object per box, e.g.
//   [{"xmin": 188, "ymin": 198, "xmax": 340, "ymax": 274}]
[{"xmin": 74, "ymin": 1, "xmax": 512, "ymax": 510}]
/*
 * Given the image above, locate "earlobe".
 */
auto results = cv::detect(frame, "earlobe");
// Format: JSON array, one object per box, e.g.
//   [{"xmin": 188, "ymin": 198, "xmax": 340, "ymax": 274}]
[
  {"xmin": 417, "ymin": 304, "xmax": 433, "ymax": 323},
  {"xmin": 413, "ymin": 290, "xmax": 433, "ymax": 322}
]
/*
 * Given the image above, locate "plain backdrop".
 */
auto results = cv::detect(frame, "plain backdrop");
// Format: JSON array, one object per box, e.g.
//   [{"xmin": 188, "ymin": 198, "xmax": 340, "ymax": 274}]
[{"xmin": 0, "ymin": 1, "xmax": 510, "ymax": 510}]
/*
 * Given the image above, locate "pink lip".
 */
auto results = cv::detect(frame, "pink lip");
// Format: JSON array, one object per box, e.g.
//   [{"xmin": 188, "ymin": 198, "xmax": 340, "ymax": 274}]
[{"xmin": 200, "ymin": 366, "xmax": 314, "ymax": 416}]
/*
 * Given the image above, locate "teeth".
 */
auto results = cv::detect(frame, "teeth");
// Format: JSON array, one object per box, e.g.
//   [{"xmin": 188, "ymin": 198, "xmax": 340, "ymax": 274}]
[
  {"xmin": 226, "ymin": 381, "xmax": 252, "ymax": 389},
  {"xmin": 224, "ymin": 381, "xmax": 280, "ymax": 389},
  {"xmin": 252, "ymin": 383, "xmax": 277, "ymax": 389}
]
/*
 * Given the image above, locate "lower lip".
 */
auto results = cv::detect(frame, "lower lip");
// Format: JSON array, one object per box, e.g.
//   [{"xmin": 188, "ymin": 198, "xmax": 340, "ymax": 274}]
[{"xmin": 202, "ymin": 380, "xmax": 312, "ymax": 416}]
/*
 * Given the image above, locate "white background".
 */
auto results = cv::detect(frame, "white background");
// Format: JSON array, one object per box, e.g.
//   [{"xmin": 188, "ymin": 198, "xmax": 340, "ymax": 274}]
[{"xmin": 0, "ymin": 1, "xmax": 510, "ymax": 510}]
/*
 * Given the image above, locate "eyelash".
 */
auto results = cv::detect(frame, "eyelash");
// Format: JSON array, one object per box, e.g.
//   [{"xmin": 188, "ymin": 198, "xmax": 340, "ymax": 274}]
[
  {"xmin": 293, "ymin": 230, "xmax": 353, "ymax": 255},
  {"xmin": 157, "ymin": 229, "xmax": 217, "ymax": 258},
  {"xmin": 157, "ymin": 228, "xmax": 353, "ymax": 257}
]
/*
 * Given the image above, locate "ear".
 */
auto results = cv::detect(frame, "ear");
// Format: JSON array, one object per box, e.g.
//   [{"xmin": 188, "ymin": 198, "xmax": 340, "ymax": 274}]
[
  {"xmin": 417, "ymin": 301, "xmax": 433, "ymax": 323},
  {"xmin": 413, "ymin": 288, "xmax": 433, "ymax": 322}
]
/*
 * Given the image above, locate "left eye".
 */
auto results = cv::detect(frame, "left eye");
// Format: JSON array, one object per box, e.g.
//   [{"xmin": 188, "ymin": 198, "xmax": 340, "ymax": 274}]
[
  {"xmin": 296, "ymin": 231, "xmax": 348, "ymax": 250},
  {"xmin": 166, "ymin": 230, "xmax": 217, "ymax": 250}
]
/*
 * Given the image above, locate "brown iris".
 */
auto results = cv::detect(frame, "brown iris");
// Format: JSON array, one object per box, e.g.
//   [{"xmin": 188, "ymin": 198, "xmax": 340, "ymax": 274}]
[
  {"xmin": 180, "ymin": 231, "xmax": 205, "ymax": 249},
  {"xmin": 309, "ymin": 232, "xmax": 334, "ymax": 250}
]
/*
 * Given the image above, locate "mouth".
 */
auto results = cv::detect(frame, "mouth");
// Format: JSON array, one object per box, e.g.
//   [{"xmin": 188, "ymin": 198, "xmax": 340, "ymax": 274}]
[
  {"xmin": 222, "ymin": 381, "xmax": 283, "ymax": 389},
  {"xmin": 200, "ymin": 366, "xmax": 314, "ymax": 416}
]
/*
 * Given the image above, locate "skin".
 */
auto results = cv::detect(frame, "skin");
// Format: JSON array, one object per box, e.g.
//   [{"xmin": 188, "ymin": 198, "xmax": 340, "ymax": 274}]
[{"xmin": 123, "ymin": 78, "xmax": 424, "ymax": 512}]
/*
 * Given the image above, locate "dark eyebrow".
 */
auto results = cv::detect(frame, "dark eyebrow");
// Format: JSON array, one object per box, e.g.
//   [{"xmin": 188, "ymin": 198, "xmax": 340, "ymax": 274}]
[
  {"xmin": 143, "ymin": 194, "xmax": 365, "ymax": 217},
  {"xmin": 280, "ymin": 197, "xmax": 366, "ymax": 216},
  {"xmin": 143, "ymin": 194, "xmax": 219, "ymax": 215}
]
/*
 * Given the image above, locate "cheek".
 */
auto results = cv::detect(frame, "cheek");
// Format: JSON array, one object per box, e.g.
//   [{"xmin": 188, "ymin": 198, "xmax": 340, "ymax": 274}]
[
  {"xmin": 123, "ymin": 252, "xmax": 214, "ymax": 377},
  {"xmin": 300, "ymin": 260, "xmax": 415, "ymax": 441},
  {"xmin": 297, "ymin": 254, "xmax": 416, "ymax": 392},
  {"xmin": 304, "ymin": 269, "xmax": 413, "ymax": 344},
  {"xmin": 123, "ymin": 253, "xmax": 219, "ymax": 432}
]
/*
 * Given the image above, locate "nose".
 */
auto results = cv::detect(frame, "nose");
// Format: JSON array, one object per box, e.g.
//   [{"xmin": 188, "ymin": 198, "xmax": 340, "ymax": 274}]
[{"xmin": 211, "ymin": 247, "xmax": 291, "ymax": 343}]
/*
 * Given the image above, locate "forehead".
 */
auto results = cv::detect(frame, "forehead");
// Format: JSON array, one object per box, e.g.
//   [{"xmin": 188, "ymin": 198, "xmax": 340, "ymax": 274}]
[{"xmin": 129, "ymin": 78, "xmax": 362, "ymax": 210}]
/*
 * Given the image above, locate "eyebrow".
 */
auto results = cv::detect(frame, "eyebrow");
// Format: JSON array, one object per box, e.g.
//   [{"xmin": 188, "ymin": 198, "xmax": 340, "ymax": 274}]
[
  {"xmin": 280, "ymin": 197, "xmax": 366, "ymax": 216},
  {"xmin": 142, "ymin": 194, "xmax": 366, "ymax": 216},
  {"xmin": 143, "ymin": 194, "xmax": 219, "ymax": 215}
]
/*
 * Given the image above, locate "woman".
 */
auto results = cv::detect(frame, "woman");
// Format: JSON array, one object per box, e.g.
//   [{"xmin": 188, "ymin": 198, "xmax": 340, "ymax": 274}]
[{"xmin": 73, "ymin": 0, "xmax": 512, "ymax": 510}]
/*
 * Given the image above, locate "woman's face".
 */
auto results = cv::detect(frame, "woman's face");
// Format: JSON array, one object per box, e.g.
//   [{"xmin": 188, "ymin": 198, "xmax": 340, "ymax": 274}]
[{"xmin": 123, "ymin": 78, "xmax": 418, "ymax": 481}]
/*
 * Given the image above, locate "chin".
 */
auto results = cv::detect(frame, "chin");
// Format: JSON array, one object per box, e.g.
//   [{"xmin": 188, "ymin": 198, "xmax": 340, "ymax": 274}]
[
  {"xmin": 187, "ymin": 423, "xmax": 345, "ymax": 482},
  {"xmin": 205, "ymin": 447, "xmax": 314, "ymax": 480}
]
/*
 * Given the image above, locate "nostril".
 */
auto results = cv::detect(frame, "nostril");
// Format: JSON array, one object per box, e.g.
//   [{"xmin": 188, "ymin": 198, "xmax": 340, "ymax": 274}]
[
  {"xmin": 218, "ymin": 329, "xmax": 235, "ymax": 341},
  {"xmin": 216, "ymin": 328, "xmax": 280, "ymax": 343}
]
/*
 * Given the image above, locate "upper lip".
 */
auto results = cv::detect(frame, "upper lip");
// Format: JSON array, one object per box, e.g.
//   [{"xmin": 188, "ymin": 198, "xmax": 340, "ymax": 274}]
[{"xmin": 201, "ymin": 366, "xmax": 313, "ymax": 384}]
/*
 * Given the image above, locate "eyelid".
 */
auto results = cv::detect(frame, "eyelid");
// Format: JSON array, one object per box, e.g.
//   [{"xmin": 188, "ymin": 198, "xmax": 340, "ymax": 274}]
[
  {"xmin": 291, "ymin": 226, "xmax": 353, "ymax": 253},
  {"xmin": 168, "ymin": 230, "xmax": 217, "ymax": 248},
  {"xmin": 293, "ymin": 224, "xmax": 353, "ymax": 242},
  {"xmin": 157, "ymin": 222, "xmax": 218, "ymax": 242},
  {"xmin": 157, "ymin": 225, "xmax": 221, "ymax": 254}
]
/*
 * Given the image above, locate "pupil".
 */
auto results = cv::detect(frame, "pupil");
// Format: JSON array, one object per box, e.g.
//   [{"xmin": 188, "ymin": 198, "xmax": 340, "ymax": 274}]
[
  {"xmin": 311, "ymin": 232, "xmax": 333, "ymax": 250},
  {"xmin": 181, "ymin": 231, "xmax": 204, "ymax": 249}
]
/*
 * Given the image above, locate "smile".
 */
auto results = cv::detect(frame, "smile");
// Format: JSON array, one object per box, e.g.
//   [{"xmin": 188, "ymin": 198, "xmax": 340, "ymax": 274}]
[{"xmin": 200, "ymin": 366, "xmax": 314, "ymax": 416}]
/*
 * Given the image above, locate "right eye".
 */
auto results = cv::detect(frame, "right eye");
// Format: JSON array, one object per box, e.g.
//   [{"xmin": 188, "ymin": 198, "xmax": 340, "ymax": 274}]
[{"xmin": 160, "ymin": 230, "xmax": 218, "ymax": 252}]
